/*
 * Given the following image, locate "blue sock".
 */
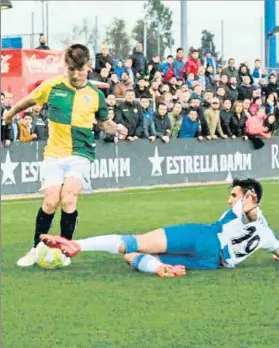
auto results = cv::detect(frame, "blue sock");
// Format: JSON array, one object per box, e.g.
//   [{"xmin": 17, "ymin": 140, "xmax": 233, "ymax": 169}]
[
  {"xmin": 130, "ymin": 254, "xmax": 163, "ymax": 274},
  {"xmin": 121, "ymin": 235, "xmax": 138, "ymax": 253}
]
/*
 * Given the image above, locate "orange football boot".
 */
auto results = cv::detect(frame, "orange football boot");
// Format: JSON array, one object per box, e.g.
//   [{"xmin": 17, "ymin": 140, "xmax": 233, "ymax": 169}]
[{"xmin": 40, "ymin": 234, "xmax": 81, "ymax": 257}]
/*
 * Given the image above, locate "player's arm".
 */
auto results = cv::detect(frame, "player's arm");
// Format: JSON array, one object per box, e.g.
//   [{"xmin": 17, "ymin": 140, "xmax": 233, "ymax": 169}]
[
  {"xmin": 96, "ymin": 89, "xmax": 128, "ymax": 137},
  {"xmin": 100, "ymin": 119, "xmax": 128, "ymax": 138},
  {"xmin": 4, "ymin": 80, "xmax": 52, "ymax": 125},
  {"xmin": 241, "ymin": 189, "xmax": 260, "ymax": 222},
  {"xmin": 3, "ymin": 97, "xmax": 36, "ymax": 125}
]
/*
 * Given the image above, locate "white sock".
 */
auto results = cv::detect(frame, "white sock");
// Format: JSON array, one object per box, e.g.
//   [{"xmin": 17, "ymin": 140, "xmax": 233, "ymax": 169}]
[
  {"xmin": 76, "ymin": 235, "xmax": 122, "ymax": 254},
  {"xmin": 131, "ymin": 254, "xmax": 163, "ymax": 274}
]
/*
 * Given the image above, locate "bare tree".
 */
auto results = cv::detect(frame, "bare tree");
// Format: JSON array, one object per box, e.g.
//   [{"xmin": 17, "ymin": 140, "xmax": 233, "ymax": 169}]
[{"xmin": 59, "ymin": 18, "xmax": 98, "ymax": 49}]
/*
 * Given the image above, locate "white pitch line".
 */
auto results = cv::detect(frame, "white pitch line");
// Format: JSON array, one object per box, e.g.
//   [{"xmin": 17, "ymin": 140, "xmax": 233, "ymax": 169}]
[
  {"xmin": 2, "ymin": 180, "xmax": 279, "ymax": 205},
  {"xmin": 1, "ymin": 186, "xmax": 222, "ymax": 205}
]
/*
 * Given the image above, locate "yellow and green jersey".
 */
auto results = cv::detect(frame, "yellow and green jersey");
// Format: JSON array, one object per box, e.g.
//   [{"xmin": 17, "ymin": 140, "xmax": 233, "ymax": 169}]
[{"xmin": 30, "ymin": 75, "xmax": 108, "ymax": 161}]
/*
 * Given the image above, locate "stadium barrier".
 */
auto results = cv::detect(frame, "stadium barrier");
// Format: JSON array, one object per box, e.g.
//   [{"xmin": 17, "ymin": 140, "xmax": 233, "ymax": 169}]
[{"xmin": 1, "ymin": 138, "xmax": 279, "ymax": 196}]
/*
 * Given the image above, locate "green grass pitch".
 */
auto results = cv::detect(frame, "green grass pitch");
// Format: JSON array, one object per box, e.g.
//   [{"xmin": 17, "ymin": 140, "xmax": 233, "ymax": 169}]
[{"xmin": 2, "ymin": 181, "xmax": 279, "ymax": 348}]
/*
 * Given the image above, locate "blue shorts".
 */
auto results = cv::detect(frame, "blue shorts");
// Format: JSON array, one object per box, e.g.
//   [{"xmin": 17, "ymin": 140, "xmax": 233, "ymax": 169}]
[{"xmin": 159, "ymin": 223, "xmax": 221, "ymax": 270}]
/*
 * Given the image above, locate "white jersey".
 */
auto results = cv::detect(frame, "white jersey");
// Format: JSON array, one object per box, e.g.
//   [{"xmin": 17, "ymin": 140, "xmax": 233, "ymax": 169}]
[{"xmin": 217, "ymin": 200, "xmax": 279, "ymax": 268}]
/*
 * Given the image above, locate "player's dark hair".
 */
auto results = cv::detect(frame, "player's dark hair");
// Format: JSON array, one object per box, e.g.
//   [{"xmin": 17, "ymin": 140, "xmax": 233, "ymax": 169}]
[
  {"xmin": 176, "ymin": 47, "xmax": 183, "ymax": 53},
  {"xmin": 65, "ymin": 44, "xmax": 90, "ymax": 69},
  {"xmin": 231, "ymin": 178, "xmax": 263, "ymax": 203}
]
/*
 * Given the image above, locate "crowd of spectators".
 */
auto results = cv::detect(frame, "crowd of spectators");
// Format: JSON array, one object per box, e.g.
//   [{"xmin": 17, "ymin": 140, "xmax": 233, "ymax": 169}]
[
  {"xmin": 1, "ymin": 41, "xmax": 279, "ymax": 148},
  {"xmin": 1, "ymin": 92, "xmax": 48, "ymax": 146}
]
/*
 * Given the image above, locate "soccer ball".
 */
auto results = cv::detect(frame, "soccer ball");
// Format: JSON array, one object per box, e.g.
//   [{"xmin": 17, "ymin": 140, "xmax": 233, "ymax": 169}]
[{"xmin": 36, "ymin": 242, "xmax": 67, "ymax": 270}]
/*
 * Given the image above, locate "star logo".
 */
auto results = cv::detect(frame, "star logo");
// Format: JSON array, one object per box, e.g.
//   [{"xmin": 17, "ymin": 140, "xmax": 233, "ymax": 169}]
[
  {"xmin": 1, "ymin": 151, "xmax": 19, "ymax": 185},
  {"xmin": 148, "ymin": 146, "xmax": 165, "ymax": 176},
  {"xmin": 225, "ymin": 170, "xmax": 233, "ymax": 182}
]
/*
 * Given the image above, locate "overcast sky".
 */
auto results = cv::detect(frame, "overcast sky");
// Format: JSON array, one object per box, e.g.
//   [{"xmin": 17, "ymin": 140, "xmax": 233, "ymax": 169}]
[{"xmin": 2, "ymin": 1, "xmax": 279, "ymax": 65}]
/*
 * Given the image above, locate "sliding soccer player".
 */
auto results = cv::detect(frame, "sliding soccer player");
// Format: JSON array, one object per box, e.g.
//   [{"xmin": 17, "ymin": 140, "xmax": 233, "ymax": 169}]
[{"xmin": 41, "ymin": 178, "xmax": 279, "ymax": 277}]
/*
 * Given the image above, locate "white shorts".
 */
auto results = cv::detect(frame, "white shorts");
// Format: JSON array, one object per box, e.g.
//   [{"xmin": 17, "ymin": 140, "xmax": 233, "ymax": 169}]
[{"xmin": 40, "ymin": 156, "xmax": 91, "ymax": 190}]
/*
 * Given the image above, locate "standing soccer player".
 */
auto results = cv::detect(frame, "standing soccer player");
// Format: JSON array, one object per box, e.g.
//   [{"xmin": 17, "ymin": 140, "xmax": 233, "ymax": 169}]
[{"xmin": 4, "ymin": 44, "xmax": 127, "ymax": 267}]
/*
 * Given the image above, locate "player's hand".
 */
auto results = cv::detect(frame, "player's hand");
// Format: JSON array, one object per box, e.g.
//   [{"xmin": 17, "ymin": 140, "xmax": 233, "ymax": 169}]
[
  {"xmin": 3, "ymin": 110, "xmax": 13, "ymax": 125},
  {"xmin": 116, "ymin": 124, "xmax": 128, "ymax": 138},
  {"xmin": 242, "ymin": 189, "xmax": 258, "ymax": 216},
  {"xmin": 32, "ymin": 134, "xmax": 37, "ymax": 140}
]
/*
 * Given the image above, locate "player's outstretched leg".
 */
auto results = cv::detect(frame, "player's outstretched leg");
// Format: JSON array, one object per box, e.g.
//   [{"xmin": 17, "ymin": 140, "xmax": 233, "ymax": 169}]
[
  {"xmin": 124, "ymin": 253, "xmax": 186, "ymax": 278},
  {"xmin": 41, "ymin": 228, "xmax": 168, "ymax": 256},
  {"xmin": 17, "ymin": 186, "xmax": 61, "ymax": 267},
  {"xmin": 41, "ymin": 235, "xmax": 81, "ymax": 256}
]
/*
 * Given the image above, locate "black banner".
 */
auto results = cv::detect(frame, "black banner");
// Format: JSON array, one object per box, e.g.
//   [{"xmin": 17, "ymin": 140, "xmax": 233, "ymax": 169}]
[{"xmin": 1, "ymin": 138, "xmax": 279, "ymax": 195}]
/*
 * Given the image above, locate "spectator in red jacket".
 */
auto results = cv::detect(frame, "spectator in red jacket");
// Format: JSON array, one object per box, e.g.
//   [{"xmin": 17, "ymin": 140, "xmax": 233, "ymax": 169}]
[
  {"xmin": 160, "ymin": 55, "xmax": 178, "ymax": 82},
  {"xmin": 185, "ymin": 49, "xmax": 200, "ymax": 76},
  {"xmin": 246, "ymin": 107, "xmax": 270, "ymax": 139},
  {"xmin": 249, "ymin": 97, "xmax": 263, "ymax": 116}
]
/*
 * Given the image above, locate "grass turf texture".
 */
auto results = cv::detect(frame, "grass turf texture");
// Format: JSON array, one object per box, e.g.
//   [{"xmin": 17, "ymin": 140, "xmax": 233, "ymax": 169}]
[{"xmin": 2, "ymin": 182, "xmax": 279, "ymax": 348}]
